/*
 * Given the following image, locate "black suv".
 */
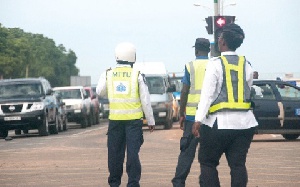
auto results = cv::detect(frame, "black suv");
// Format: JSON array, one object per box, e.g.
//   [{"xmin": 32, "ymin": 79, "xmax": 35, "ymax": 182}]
[{"xmin": 0, "ymin": 77, "xmax": 59, "ymax": 138}]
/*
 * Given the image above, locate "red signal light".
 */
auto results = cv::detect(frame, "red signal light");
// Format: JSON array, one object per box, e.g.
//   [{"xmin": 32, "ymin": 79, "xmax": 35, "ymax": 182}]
[{"xmin": 215, "ymin": 16, "xmax": 226, "ymax": 28}]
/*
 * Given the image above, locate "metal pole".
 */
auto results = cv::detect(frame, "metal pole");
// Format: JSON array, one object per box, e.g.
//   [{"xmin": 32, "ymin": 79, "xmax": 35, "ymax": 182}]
[
  {"xmin": 212, "ymin": 0, "xmax": 221, "ymax": 57},
  {"xmin": 214, "ymin": 0, "xmax": 220, "ymax": 16}
]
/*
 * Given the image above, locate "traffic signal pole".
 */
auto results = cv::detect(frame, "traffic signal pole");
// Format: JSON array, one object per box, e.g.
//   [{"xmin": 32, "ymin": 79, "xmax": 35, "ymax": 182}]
[{"xmin": 212, "ymin": 0, "xmax": 220, "ymax": 57}]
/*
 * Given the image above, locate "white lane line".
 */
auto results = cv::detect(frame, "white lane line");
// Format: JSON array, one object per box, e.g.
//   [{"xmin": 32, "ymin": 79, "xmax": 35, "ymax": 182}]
[{"xmin": 72, "ymin": 126, "xmax": 107, "ymax": 136}]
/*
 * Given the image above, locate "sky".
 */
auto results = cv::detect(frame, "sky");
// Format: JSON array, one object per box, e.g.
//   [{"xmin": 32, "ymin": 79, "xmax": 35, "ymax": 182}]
[{"xmin": 0, "ymin": 0, "xmax": 299, "ymax": 84}]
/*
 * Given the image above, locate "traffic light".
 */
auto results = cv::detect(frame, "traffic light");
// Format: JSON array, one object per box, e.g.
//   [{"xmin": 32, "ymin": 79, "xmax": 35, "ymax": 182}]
[
  {"xmin": 213, "ymin": 16, "xmax": 235, "ymax": 53},
  {"xmin": 205, "ymin": 16, "xmax": 213, "ymax": 34}
]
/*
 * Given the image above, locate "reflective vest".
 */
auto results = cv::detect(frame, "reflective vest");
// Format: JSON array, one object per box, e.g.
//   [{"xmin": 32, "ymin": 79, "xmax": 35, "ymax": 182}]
[
  {"xmin": 186, "ymin": 59, "xmax": 208, "ymax": 116},
  {"xmin": 209, "ymin": 56, "xmax": 251, "ymax": 114},
  {"xmin": 106, "ymin": 67, "xmax": 143, "ymax": 120}
]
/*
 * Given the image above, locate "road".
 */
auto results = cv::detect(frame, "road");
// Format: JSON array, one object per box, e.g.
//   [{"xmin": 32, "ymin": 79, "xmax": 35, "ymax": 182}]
[{"xmin": 0, "ymin": 120, "xmax": 300, "ymax": 187}]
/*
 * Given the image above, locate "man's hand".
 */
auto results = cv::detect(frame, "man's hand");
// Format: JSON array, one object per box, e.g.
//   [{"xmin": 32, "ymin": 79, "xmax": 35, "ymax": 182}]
[
  {"xmin": 148, "ymin": 125, "xmax": 155, "ymax": 133},
  {"xmin": 192, "ymin": 121, "xmax": 201, "ymax": 137},
  {"xmin": 179, "ymin": 116, "xmax": 185, "ymax": 130}
]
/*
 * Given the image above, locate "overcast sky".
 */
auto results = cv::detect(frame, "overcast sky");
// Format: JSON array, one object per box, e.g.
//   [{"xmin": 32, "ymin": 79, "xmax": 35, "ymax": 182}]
[{"xmin": 0, "ymin": 0, "xmax": 299, "ymax": 83}]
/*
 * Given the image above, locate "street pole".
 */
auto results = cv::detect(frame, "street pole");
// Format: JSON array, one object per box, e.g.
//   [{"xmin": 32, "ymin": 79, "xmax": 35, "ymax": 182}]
[{"xmin": 211, "ymin": 0, "xmax": 221, "ymax": 57}]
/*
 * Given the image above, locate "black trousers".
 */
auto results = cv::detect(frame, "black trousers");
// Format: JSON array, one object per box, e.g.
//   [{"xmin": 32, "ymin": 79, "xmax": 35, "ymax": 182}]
[
  {"xmin": 107, "ymin": 119, "xmax": 144, "ymax": 187},
  {"xmin": 198, "ymin": 123, "xmax": 255, "ymax": 187},
  {"xmin": 172, "ymin": 120, "xmax": 199, "ymax": 187}
]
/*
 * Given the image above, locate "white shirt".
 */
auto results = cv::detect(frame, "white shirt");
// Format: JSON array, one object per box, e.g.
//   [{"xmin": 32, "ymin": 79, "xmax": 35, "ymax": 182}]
[
  {"xmin": 96, "ymin": 64, "xmax": 155, "ymax": 126},
  {"xmin": 194, "ymin": 52, "xmax": 258, "ymax": 129}
]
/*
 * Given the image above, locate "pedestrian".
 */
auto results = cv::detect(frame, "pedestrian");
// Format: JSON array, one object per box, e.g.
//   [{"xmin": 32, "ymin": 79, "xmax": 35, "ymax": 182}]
[
  {"xmin": 96, "ymin": 42, "xmax": 155, "ymax": 187},
  {"xmin": 253, "ymin": 71, "xmax": 259, "ymax": 79},
  {"xmin": 171, "ymin": 38, "xmax": 210, "ymax": 187},
  {"xmin": 192, "ymin": 23, "xmax": 258, "ymax": 187}
]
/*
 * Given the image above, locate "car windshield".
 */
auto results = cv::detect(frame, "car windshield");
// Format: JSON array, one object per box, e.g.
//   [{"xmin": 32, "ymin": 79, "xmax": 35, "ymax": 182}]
[
  {"xmin": 54, "ymin": 89, "xmax": 82, "ymax": 99},
  {"xmin": 145, "ymin": 76, "xmax": 165, "ymax": 94},
  {"xmin": 0, "ymin": 83, "xmax": 43, "ymax": 99}
]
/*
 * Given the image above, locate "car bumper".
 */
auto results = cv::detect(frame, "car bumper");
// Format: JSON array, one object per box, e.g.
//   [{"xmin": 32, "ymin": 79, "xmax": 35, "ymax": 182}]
[{"xmin": 0, "ymin": 110, "xmax": 45, "ymax": 129}]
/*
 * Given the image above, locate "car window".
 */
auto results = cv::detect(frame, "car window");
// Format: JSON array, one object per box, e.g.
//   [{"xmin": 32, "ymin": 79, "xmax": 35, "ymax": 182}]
[
  {"xmin": 251, "ymin": 84, "xmax": 275, "ymax": 100},
  {"xmin": 276, "ymin": 84, "xmax": 300, "ymax": 101},
  {"xmin": 145, "ymin": 76, "xmax": 165, "ymax": 94}
]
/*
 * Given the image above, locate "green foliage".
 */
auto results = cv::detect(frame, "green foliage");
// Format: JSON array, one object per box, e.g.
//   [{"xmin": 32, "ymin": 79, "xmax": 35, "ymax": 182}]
[{"xmin": 0, "ymin": 23, "xmax": 79, "ymax": 87}]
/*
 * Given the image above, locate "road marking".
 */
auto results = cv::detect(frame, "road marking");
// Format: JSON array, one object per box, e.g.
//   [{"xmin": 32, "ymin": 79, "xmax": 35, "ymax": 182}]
[{"xmin": 72, "ymin": 126, "xmax": 107, "ymax": 136}]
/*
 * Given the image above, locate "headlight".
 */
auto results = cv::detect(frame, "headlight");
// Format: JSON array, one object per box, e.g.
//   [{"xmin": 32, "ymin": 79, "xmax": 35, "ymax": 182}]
[
  {"xmin": 73, "ymin": 103, "xmax": 82, "ymax": 110},
  {"xmin": 30, "ymin": 102, "xmax": 44, "ymax": 111}
]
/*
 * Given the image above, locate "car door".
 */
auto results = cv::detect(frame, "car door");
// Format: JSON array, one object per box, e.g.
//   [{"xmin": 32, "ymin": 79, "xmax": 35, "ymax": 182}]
[
  {"xmin": 274, "ymin": 82, "xmax": 300, "ymax": 130},
  {"xmin": 251, "ymin": 82, "xmax": 281, "ymax": 130}
]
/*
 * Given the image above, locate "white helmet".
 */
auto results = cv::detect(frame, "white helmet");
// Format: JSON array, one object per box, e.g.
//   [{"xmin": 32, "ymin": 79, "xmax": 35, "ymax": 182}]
[{"xmin": 115, "ymin": 42, "xmax": 136, "ymax": 63}]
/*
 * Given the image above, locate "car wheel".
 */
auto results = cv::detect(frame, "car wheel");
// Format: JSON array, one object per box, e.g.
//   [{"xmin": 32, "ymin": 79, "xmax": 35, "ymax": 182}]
[
  {"xmin": 23, "ymin": 129, "xmax": 29, "ymax": 134},
  {"xmin": 38, "ymin": 115, "xmax": 49, "ymax": 136},
  {"xmin": 49, "ymin": 115, "xmax": 59, "ymax": 134},
  {"xmin": 164, "ymin": 116, "xmax": 173, "ymax": 130},
  {"xmin": 58, "ymin": 119, "xmax": 62, "ymax": 132},
  {"xmin": 87, "ymin": 112, "xmax": 93, "ymax": 127},
  {"xmin": 15, "ymin": 129, "xmax": 21, "ymax": 135},
  {"xmin": 63, "ymin": 117, "xmax": 68, "ymax": 131},
  {"xmin": 81, "ymin": 116, "xmax": 88, "ymax": 128},
  {"xmin": 282, "ymin": 134, "xmax": 300, "ymax": 140},
  {"xmin": 0, "ymin": 129, "xmax": 8, "ymax": 138},
  {"xmin": 95, "ymin": 112, "xmax": 100, "ymax": 125}
]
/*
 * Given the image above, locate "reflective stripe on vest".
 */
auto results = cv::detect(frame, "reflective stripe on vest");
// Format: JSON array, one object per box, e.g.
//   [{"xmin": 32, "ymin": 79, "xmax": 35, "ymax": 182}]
[
  {"xmin": 106, "ymin": 67, "xmax": 143, "ymax": 120},
  {"xmin": 186, "ymin": 59, "xmax": 208, "ymax": 116},
  {"xmin": 209, "ymin": 56, "xmax": 251, "ymax": 114}
]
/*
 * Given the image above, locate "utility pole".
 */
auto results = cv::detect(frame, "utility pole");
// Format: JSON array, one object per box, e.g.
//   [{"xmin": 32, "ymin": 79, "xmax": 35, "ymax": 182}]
[{"xmin": 211, "ymin": 0, "xmax": 221, "ymax": 57}]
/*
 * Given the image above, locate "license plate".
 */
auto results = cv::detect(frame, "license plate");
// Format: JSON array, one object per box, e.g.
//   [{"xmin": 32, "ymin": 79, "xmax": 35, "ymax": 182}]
[
  {"xmin": 295, "ymin": 109, "xmax": 300, "ymax": 116},
  {"xmin": 4, "ymin": 116, "xmax": 21, "ymax": 121}
]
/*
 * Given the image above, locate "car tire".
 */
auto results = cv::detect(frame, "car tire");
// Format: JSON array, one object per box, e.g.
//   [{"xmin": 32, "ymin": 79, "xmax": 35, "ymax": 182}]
[
  {"xmin": 63, "ymin": 118, "xmax": 68, "ymax": 131},
  {"xmin": 95, "ymin": 112, "xmax": 100, "ymax": 125},
  {"xmin": 81, "ymin": 116, "xmax": 88, "ymax": 128},
  {"xmin": 282, "ymin": 134, "xmax": 300, "ymax": 140},
  {"xmin": 49, "ymin": 115, "xmax": 59, "ymax": 134},
  {"xmin": 38, "ymin": 115, "xmax": 49, "ymax": 136},
  {"xmin": 0, "ymin": 129, "xmax": 8, "ymax": 138},
  {"xmin": 15, "ymin": 129, "xmax": 21, "ymax": 135},
  {"xmin": 164, "ymin": 116, "xmax": 173, "ymax": 130},
  {"xmin": 58, "ymin": 119, "xmax": 62, "ymax": 132},
  {"xmin": 23, "ymin": 129, "xmax": 29, "ymax": 134},
  {"xmin": 87, "ymin": 112, "xmax": 93, "ymax": 127}
]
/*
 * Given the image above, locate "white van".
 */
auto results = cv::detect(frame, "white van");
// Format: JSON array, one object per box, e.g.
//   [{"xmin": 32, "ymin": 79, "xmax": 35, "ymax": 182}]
[{"xmin": 134, "ymin": 62, "xmax": 175, "ymax": 129}]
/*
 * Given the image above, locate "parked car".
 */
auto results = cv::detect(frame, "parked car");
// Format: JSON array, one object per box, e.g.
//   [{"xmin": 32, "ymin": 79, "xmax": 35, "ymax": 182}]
[
  {"xmin": 251, "ymin": 80, "xmax": 300, "ymax": 140},
  {"xmin": 53, "ymin": 86, "xmax": 92, "ymax": 128},
  {"xmin": 0, "ymin": 77, "xmax": 59, "ymax": 138},
  {"xmin": 54, "ymin": 93, "xmax": 68, "ymax": 131},
  {"xmin": 84, "ymin": 86, "xmax": 100, "ymax": 124},
  {"xmin": 91, "ymin": 86, "xmax": 109, "ymax": 119}
]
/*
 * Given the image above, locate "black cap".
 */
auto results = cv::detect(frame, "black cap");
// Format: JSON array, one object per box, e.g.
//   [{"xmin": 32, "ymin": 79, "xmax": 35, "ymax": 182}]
[{"xmin": 193, "ymin": 38, "xmax": 210, "ymax": 52}]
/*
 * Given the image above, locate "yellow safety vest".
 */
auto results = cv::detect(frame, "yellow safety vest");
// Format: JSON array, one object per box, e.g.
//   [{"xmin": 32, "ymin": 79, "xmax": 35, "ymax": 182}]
[
  {"xmin": 209, "ymin": 56, "xmax": 251, "ymax": 114},
  {"xmin": 106, "ymin": 67, "xmax": 143, "ymax": 120},
  {"xmin": 186, "ymin": 59, "xmax": 208, "ymax": 116}
]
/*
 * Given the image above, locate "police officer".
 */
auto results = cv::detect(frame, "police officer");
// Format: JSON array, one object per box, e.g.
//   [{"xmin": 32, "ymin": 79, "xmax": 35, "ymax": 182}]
[
  {"xmin": 192, "ymin": 23, "xmax": 258, "ymax": 187},
  {"xmin": 172, "ymin": 38, "xmax": 210, "ymax": 187},
  {"xmin": 96, "ymin": 42, "xmax": 155, "ymax": 187}
]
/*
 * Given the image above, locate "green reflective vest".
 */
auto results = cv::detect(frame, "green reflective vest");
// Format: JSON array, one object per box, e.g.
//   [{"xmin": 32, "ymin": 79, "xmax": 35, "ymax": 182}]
[
  {"xmin": 106, "ymin": 67, "xmax": 143, "ymax": 120},
  {"xmin": 186, "ymin": 59, "xmax": 208, "ymax": 116}
]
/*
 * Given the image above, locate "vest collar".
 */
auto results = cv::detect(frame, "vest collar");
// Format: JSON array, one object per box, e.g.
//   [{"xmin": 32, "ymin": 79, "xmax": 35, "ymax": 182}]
[{"xmin": 221, "ymin": 51, "xmax": 237, "ymax": 56}]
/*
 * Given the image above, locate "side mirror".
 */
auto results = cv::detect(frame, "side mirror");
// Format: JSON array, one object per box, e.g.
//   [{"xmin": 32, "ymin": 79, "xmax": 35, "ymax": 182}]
[{"xmin": 45, "ymin": 89, "xmax": 52, "ymax": 95}]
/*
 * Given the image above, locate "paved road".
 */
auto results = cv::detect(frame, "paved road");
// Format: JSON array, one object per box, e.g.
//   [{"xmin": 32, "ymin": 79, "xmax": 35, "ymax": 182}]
[{"xmin": 0, "ymin": 120, "xmax": 299, "ymax": 187}]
